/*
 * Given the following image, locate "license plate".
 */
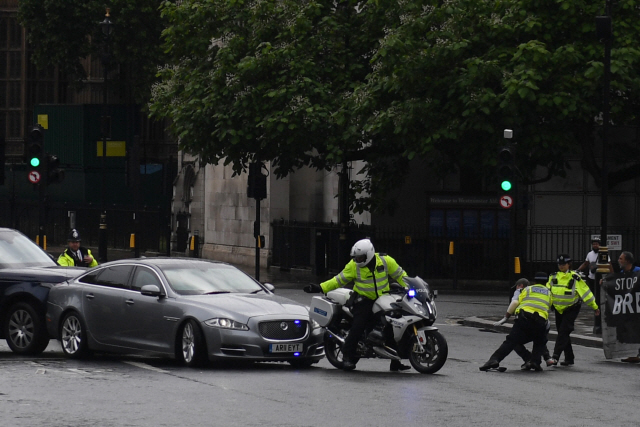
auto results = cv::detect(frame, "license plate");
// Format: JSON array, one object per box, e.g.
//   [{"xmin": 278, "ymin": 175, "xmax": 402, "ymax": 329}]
[{"xmin": 269, "ymin": 343, "xmax": 303, "ymax": 353}]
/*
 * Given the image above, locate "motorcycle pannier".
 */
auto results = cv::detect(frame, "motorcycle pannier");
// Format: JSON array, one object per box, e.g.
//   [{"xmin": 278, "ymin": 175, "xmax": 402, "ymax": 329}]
[{"xmin": 309, "ymin": 296, "xmax": 340, "ymax": 327}]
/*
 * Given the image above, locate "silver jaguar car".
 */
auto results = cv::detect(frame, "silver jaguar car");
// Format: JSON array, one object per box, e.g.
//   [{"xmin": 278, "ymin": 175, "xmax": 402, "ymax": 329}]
[{"xmin": 46, "ymin": 258, "xmax": 324, "ymax": 367}]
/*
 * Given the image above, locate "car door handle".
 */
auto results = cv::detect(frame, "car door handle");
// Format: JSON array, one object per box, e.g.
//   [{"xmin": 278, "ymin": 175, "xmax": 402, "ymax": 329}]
[
  {"xmin": 125, "ymin": 299, "xmax": 135, "ymax": 305},
  {"xmin": 85, "ymin": 294, "xmax": 95, "ymax": 300}
]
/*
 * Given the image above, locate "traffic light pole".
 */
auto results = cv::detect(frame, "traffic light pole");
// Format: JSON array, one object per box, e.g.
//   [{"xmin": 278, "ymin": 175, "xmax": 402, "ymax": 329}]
[
  {"xmin": 595, "ymin": 7, "xmax": 613, "ymax": 334},
  {"xmin": 98, "ymin": 8, "xmax": 113, "ymax": 263}
]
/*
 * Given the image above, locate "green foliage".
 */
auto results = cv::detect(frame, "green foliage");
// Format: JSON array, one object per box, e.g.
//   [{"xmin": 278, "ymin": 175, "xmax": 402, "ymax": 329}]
[
  {"xmin": 151, "ymin": 0, "xmax": 409, "ymax": 212},
  {"xmin": 357, "ymin": 0, "xmax": 640, "ymax": 188},
  {"xmin": 18, "ymin": 0, "xmax": 633, "ymax": 212}
]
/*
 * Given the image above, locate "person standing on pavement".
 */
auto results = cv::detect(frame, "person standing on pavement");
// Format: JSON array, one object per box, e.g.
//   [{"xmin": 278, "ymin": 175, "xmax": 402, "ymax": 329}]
[
  {"xmin": 480, "ymin": 278, "xmax": 552, "ymax": 371},
  {"xmin": 577, "ymin": 238, "xmax": 612, "ymax": 335},
  {"xmin": 304, "ymin": 238, "xmax": 410, "ymax": 372},
  {"xmin": 577, "ymin": 237, "xmax": 613, "ymax": 292},
  {"xmin": 548, "ymin": 254, "xmax": 600, "ymax": 367},
  {"xmin": 57, "ymin": 229, "xmax": 98, "ymax": 268},
  {"xmin": 616, "ymin": 251, "xmax": 640, "ymax": 363}
]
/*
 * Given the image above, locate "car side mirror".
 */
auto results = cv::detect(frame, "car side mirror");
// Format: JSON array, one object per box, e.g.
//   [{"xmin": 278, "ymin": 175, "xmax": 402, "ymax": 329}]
[
  {"xmin": 140, "ymin": 284, "xmax": 165, "ymax": 297},
  {"xmin": 263, "ymin": 283, "xmax": 275, "ymax": 292}
]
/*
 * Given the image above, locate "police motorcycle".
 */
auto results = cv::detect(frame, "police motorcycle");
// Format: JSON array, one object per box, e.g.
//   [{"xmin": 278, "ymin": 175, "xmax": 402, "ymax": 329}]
[{"xmin": 308, "ymin": 277, "xmax": 448, "ymax": 374}]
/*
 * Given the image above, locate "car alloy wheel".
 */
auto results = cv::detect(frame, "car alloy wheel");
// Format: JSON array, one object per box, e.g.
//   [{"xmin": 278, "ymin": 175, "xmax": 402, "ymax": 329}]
[
  {"xmin": 179, "ymin": 319, "xmax": 206, "ymax": 367},
  {"xmin": 182, "ymin": 322, "xmax": 195, "ymax": 363},
  {"xmin": 4, "ymin": 302, "xmax": 49, "ymax": 355},
  {"xmin": 60, "ymin": 313, "xmax": 89, "ymax": 359}
]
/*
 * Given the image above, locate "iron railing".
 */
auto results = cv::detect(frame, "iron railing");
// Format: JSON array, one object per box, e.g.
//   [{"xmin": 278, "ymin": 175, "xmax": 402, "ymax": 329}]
[{"xmin": 270, "ymin": 221, "xmax": 639, "ymax": 281}]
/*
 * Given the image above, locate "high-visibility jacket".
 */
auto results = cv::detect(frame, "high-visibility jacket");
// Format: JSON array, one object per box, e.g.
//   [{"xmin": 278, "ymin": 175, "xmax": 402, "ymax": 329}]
[
  {"xmin": 58, "ymin": 247, "xmax": 98, "ymax": 268},
  {"xmin": 547, "ymin": 271, "xmax": 598, "ymax": 314},
  {"xmin": 515, "ymin": 284, "xmax": 551, "ymax": 320},
  {"xmin": 320, "ymin": 253, "xmax": 407, "ymax": 300}
]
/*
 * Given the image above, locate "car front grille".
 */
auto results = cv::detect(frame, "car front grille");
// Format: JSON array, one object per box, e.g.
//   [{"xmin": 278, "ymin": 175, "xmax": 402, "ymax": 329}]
[{"xmin": 259, "ymin": 320, "xmax": 308, "ymax": 340}]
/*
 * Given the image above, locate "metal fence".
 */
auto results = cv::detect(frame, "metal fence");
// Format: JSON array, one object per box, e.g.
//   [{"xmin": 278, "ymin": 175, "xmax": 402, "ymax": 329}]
[
  {"xmin": 0, "ymin": 200, "xmax": 170, "ymax": 254},
  {"xmin": 524, "ymin": 225, "xmax": 639, "ymax": 274},
  {"xmin": 270, "ymin": 221, "xmax": 640, "ymax": 281}
]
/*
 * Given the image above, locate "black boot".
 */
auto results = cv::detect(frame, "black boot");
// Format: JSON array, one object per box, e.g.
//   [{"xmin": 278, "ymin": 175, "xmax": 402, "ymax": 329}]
[
  {"xmin": 479, "ymin": 359, "xmax": 499, "ymax": 371},
  {"xmin": 342, "ymin": 357, "xmax": 356, "ymax": 371},
  {"xmin": 523, "ymin": 361, "xmax": 543, "ymax": 371},
  {"xmin": 390, "ymin": 360, "xmax": 411, "ymax": 372}
]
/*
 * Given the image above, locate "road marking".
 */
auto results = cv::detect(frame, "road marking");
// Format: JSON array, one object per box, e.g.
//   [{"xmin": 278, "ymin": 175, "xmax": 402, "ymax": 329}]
[{"xmin": 123, "ymin": 361, "xmax": 169, "ymax": 373}]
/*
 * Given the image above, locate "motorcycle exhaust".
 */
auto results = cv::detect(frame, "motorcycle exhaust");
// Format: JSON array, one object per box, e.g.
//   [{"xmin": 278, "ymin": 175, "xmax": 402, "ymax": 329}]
[{"xmin": 372, "ymin": 346, "xmax": 401, "ymax": 361}]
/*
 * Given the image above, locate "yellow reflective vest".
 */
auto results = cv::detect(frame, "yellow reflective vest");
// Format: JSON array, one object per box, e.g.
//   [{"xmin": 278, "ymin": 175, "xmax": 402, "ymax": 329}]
[
  {"xmin": 320, "ymin": 253, "xmax": 408, "ymax": 300},
  {"xmin": 547, "ymin": 271, "xmax": 598, "ymax": 314},
  {"xmin": 515, "ymin": 284, "xmax": 551, "ymax": 320},
  {"xmin": 58, "ymin": 248, "xmax": 99, "ymax": 268}
]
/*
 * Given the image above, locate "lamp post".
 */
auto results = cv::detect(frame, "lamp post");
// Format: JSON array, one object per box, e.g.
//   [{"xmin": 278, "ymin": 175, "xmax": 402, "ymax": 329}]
[
  {"xmin": 595, "ymin": 3, "xmax": 612, "ymax": 334},
  {"xmin": 98, "ymin": 8, "xmax": 113, "ymax": 262}
]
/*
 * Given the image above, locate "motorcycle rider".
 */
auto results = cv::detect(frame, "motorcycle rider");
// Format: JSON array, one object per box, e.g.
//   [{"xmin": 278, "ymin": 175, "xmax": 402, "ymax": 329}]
[{"xmin": 304, "ymin": 238, "xmax": 409, "ymax": 371}]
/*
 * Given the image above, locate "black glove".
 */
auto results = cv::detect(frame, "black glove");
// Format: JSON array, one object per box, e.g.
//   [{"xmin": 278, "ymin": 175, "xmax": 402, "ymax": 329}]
[{"xmin": 303, "ymin": 283, "xmax": 322, "ymax": 293}]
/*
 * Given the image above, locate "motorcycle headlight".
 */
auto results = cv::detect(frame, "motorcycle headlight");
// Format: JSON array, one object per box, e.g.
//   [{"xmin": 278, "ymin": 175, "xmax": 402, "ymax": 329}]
[{"xmin": 204, "ymin": 318, "xmax": 249, "ymax": 330}]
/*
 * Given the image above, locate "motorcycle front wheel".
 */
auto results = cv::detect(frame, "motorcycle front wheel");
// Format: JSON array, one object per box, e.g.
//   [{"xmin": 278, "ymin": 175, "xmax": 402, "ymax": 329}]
[
  {"xmin": 408, "ymin": 330, "xmax": 448, "ymax": 374},
  {"xmin": 324, "ymin": 333, "xmax": 360, "ymax": 370}
]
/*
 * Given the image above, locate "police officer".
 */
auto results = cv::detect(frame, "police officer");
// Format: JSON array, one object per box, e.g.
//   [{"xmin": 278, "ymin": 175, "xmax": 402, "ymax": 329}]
[
  {"xmin": 547, "ymin": 254, "xmax": 600, "ymax": 366},
  {"xmin": 304, "ymin": 238, "xmax": 409, "ymax": 371},
  {"xmin": 57, "ymin": 229, "xmax": 98, "ymax": 267},
  {"xmin": 494, "ymin": 274, "xmax": 554, "ymax": 368},
  {"xmin": 480, "ymin": 278, "xmax": 552, "ymax": 371}
]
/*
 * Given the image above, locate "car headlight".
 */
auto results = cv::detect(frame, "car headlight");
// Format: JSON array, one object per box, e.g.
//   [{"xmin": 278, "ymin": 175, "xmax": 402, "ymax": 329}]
[
  {"xmin": 204, "ymin": 318, "xmax": 249, "ymax": 330},
  {"xmin": 310, "ymin": 318, "xmax": 321, "ymax": 329}
]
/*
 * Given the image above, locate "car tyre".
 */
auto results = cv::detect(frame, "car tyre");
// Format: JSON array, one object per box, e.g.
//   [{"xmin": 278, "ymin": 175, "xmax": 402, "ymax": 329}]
[
  {"xmin": 178, "ymin": 319, "xmax": 207, "ymax": 367},
  {"xmin": 60, "ymin": 312, "xmax": 90, "ymax": 359},
  {"xmin": 4, "ymin": 302, "xmax": 50, "ymax": 355}
]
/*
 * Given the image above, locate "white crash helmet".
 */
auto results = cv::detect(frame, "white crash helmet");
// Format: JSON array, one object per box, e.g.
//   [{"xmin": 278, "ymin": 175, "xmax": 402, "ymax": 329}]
[{"xmin": 350, "ymin": 239, "xmax": 375, "ymax": 267}]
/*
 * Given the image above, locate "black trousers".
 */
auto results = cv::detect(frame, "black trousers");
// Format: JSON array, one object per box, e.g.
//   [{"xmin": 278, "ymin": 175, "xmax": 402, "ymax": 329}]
[
  {"xmin": 552, "ymin": 303, "xmax": 581, "ymax": 362},
  {"xmin": 513, "ymin": 320, "xmax": 551, "ymax": 362},
  {"xmin": 490, "ymin": 314, "xmax": 548, "ymax": 365},
  {"xmin": 342, "ymin": 297, "xmax": 375, "ymax": 360}
]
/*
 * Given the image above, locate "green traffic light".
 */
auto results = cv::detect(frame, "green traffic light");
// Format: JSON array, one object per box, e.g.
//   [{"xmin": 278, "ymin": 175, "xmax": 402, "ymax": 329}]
[
  {"xmin": 30, "ymin": 157, "xmax": 40, "ymax": 168},
  {"xmin": 501, "ymin": 180, "xmax": 512, "ymax": 191}
]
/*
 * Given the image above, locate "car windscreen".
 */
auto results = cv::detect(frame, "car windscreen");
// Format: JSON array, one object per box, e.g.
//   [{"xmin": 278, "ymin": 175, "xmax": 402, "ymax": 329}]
[
  {"xmin": 160, "ymin": 263, "xmax": 264, "ymax": 296},
  {"xmin": 0, "ymin": 229, "xmax": 58, "ymax": 269}
]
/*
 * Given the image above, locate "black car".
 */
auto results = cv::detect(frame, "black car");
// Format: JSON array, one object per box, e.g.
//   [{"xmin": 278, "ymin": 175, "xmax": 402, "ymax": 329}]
[{"xmin": 0, "ymin": 228, "xmax": 85, "ymax": 355}]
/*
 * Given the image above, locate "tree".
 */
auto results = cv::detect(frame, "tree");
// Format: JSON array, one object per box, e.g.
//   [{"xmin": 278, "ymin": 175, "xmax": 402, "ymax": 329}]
[
  {"xmin": 356, "ymin": 0, "xmax": 640, "ymax": 189},
  {"xmin": 150, "ymin": 0, "xmax": 409, "ymax": 212},
  {"xmin": 18, "ymin": 0, "xmax": 167, "ymax": 104}
]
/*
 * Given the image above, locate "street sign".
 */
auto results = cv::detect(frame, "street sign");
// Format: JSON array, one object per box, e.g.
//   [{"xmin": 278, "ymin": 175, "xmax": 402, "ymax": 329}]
[
  {"xmin": 499, "ymin": 195, "xmax": 513, "ymax": 209},
  {"xmin": 28, "ymin": 170, "xmax": 41, "ymax": 184},
  {"xmin": 591, "ymin": 234, "xmax": 622, "ymax": 250}
]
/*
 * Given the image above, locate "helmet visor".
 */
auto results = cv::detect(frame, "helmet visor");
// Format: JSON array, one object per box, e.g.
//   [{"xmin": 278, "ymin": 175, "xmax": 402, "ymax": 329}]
[{"xmin": 353, "ymin": 254, "xmax": 367, "ymax": 264}]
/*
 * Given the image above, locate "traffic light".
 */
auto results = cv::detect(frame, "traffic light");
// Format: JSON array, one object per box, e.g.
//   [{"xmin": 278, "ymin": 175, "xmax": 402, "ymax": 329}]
[
  {"xmin": 26, "ymin": 125, "xmax": 45, "ymax": 169},
  {"xmin": 247, "ymin": 162, "xmax": 267, "ymax": 200},
  {"xmin": 497, "ymin": 145, "xmax": 516, "ymax": 192},
  {"xmin": 46, "ymin": 154, "xmax": 65, "ymax": 185}
]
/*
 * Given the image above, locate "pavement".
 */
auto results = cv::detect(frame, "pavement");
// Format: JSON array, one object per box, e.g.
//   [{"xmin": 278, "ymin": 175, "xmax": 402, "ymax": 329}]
[{"xmin": 46, "ymin": 245, "xmax": 604, "ymax": 350}]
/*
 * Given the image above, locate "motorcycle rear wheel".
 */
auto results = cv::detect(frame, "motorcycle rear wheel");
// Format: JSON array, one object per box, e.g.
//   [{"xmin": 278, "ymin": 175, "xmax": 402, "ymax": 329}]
[
  {"xmin": 408, "ymin": 330, "xmax": 448, "ymax": 374},
  {"xmin": 324, "ymin": 333, "xmax": 360, "ymax": 370}
]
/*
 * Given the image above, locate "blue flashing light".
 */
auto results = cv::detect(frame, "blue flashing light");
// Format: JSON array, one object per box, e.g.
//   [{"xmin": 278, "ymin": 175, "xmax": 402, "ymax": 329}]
[
  {"xmin": 408, "ymin": 289, "xmax": 416, "ymax": 298},
  {"xmin": 294, "ymin": 320, "xmax": 301, "ymax": 324},
  {"xmin": 294, "ymin": 352, "xmax": 300, "ymax": 357}
]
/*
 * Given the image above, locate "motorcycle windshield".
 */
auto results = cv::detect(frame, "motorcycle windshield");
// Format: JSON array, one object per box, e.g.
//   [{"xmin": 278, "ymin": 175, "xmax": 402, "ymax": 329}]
[{"xmin": 405, "ymin": 276, "xmax": 432, "ymax": 304}]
